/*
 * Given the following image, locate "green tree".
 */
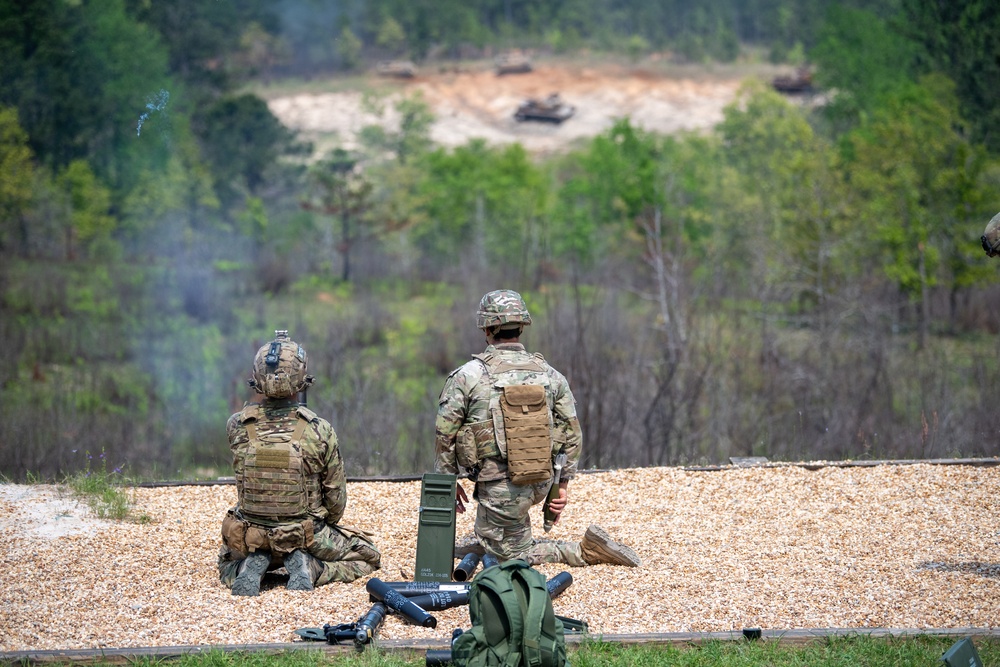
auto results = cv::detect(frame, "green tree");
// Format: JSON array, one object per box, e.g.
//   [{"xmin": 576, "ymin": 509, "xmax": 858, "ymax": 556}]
[
  {"xmin": 846, "ymin": 76, "xmax": 990, "ymax": 346},
  {"xmin": 0, "ymin": 106, "xmax": 37, "ymax": 254},
  {"xmin": 233, "ymin": 21, "xmax": 291, "ymax": 82},
  {"xmin": 552, "ymin": 119, "xmax": 661, "ymax": 268},
  {"xmin": 901, "ymin": 0, "xmax": 1000, "ymax": 153},
  {"xmin": 55, "ymin": 160, "xmax": 115, "ymax": 261},
  {"xmin": 302, "ymin": 149, "xmax": 376, "ymax": 283},
  {"xmin": 196, "ymin": 93, "xmax": 295, "ymax": 205},
  {"xmin": 809, "ymin": 6, "xmax": 920, "ymax": 132},
  {"xmin": 405, "ymin": 140, "xmax": 547, "ymax": 282},
  {"xmin": 0, "ymin": 0, "xmax": 174, "ymax": 198},
  {"xmin": 337, "ymin": 26, "xmax": 363, "ymax": 71},
  {"xmin": 376, "ymin": 16, "xmax": 407, "ymax": 56},
  {"xmin": 716, "ymin": 82, "xmax": 851, "ymax": 311},
  {"xmin": 123, "ymin": 0, "xmax": 276, "ymax": 99},
  {"xmin": 359, "ymin": 93, "xmax": 434, "ymax": 165}
]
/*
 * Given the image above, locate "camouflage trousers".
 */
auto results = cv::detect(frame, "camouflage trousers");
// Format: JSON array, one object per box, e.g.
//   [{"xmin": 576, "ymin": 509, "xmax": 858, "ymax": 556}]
[
  {"xmin": 458, "ymin": 477, "xmax": 587, "ymax": 567},
  {"xmin": 218, "ymin": 519, "xmax": 381, "ymax": 588}
]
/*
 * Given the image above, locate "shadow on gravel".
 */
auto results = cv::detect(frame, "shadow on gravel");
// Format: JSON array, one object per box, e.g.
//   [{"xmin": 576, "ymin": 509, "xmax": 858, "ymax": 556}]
[{"xmin": 918, "ymin": 561, "xmax": 1000, "ymax": 578}]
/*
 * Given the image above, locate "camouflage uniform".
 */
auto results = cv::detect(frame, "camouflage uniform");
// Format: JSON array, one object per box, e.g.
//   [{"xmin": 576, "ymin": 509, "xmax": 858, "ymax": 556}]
[
  {"xmin": 218, "ymin": 400, "xmax": 380, "ymax": 587},
  {"xmin": 436, "ymin": 341, "xmax": 587, "ymax": 565},
  {"xmin": 218, "ymin": 332, "xmax": 380, "ymax": 594}
]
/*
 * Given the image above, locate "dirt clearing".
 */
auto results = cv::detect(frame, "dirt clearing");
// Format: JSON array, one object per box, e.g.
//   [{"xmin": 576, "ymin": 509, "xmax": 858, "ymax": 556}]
[
  {"xmin": 266, "ymin": 61, "xmax": 761, "ymax": 155},
  {"xmin": 2, "ymin": 462, "xmax": 999, "ymax": 652}
]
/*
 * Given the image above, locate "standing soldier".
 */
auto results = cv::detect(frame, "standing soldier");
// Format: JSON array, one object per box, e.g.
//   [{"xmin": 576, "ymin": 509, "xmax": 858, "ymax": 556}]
[
  {"xmin": 435, "ymin": 290, "xmax": 641, "ymax": 568},
  {"xmin": 219, "ymin": 330, "xmax": 381, "ymax": 596}
]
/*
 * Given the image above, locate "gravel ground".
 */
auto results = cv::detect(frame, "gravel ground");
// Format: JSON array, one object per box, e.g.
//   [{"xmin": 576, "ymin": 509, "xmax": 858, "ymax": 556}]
[{"xmin": 1, "ymin": 463, "xmax": 999, "ymax": 652}]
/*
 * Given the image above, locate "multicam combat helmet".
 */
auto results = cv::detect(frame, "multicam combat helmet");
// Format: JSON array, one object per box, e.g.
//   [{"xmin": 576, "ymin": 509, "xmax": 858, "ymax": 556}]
[
  {"xmin": 476, "ymin": 289, "xmax": 532, "ymax": 330},
  {"xmin": 249, "ymin": 330, "xmax": 312, "ymax": 399},
  {"xmin": 982, "ymin": 211, "xmax": 1000, "ymax": 258}
]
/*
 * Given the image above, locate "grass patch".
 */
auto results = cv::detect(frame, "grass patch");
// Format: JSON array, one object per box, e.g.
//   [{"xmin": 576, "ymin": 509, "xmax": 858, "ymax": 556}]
[
  {"xmin": 572, "ymin": 635, "xmax": 999, "ymax": 665},
  {"xmin": 64, "ymin": 449, "xmax": 151, "ymax": 523},
  {"xmin": 50, "ymin": 636, "xmax": 1000, "ymax": 667}
]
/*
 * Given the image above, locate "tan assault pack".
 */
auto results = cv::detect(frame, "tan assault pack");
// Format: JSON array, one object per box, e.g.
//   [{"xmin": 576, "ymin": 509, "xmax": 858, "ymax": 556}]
[{"xmin": 472, "ymin": 352, "xmax": 554, "ymax": 485}]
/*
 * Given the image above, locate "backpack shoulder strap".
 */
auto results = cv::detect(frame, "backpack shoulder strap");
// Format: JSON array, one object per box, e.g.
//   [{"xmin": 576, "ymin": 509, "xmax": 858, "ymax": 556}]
[
  {"xmin": 509, "ymin": 564, "xmax": 553, "ymax": 667},
  {"xmin": 473, "ymin": 561, "xmax": 528, "ymax": 667}
]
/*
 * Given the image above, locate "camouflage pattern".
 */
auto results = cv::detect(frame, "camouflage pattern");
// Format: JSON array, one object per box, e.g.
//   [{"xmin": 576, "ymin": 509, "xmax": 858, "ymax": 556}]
[
  {"xmin": 227, "ymin": 400, "xmax": 346, "ymax": 526},
  {"xmin": 218, "ymin": 397, "xmax": 380, "ymax": 587},
  {"xmin": 219, "ymin": 522, "xmax": 380, "ymax": 586},
  {"xmin": 476, "ymin": 289, "xmax": 532, "ymax": 330},
  {"xmin": 250, "ymin": 332, "xmax": 311, "ymax": 399},
  {"xmin": 983, "ymin": 211, "xmax": 1000, "ymax": 257},
  {"xmin": 472, "ymin": 478, "xmax": 587, "ymax": 566},
  {"xmin": 435, "ymin": 343, "xmax": 581, "ymax": 483},
  {"xmin": 436, "ymin": 342, "xmax": 583, "ymax": 565}
]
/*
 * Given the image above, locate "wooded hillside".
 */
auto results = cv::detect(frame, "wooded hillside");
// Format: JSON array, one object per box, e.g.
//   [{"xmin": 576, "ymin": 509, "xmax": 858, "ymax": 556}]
[{"xmin": 1, "ymin": 0, "xmax": 999, "ymax": 481}]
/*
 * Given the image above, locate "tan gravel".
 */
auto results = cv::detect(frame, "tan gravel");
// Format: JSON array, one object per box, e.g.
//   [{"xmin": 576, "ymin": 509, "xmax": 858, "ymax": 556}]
[{"xmin": 1, "ymin": 463, "xmax": 999, "ymax": 652}]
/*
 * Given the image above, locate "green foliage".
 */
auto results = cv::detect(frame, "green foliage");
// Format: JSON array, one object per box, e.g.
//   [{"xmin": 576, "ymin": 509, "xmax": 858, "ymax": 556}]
[
  {"xmin": 337, "ymin": 27, "xmax": 364, "ymax": 71},
  {"xmin": 4, "ymin": 0, "xmax": 1000, "ymax": 482},
  {"xmin": 717, "ymin": 83, "xmax": 851, "ymax": 306},
  {"xmin": 196, "ymin": 93, "xmax": 295, "ymax": 203},
  {"xmin": 376, "ymin": 16, "xmax": 407, "ymax": 56},
  {"xmin": 809, "ymin": 6, "xmax": 920, "ymax": 129},
  {"xmin": 56, "ymin": 160, "xmax": 117, "ymax": 259},
  {"xmin": 0, "ymin": 106, "xmax": 36, "ymax": 229},
  {"xmin": 406, "ymin": 140, "xmax": 548, "ymax": 281},
  {"xmin": 303, "ymin": 149, "xmax": 377, "ymax": 283},
  {"xmin": 901, "ymin": 0, "xmax": 1000, "ymax": 152},
  {"xmin": 358, "ymin": 93, "xmax": 434, "ymax": 164},
  {"xmin": 123, "ymin": 0, "xmax": 275, "ymax": 99},
  {"xmin": 64, "ymin": 448, "xmax": 150, "ymax": 522},
  {"xmin": 0, "ymin": 0, "xmax": 174, "ymax": 193},
  {"xmin": 625, "ymin": 34, "xmax": 651, "ymax": 63},
  {"xmin": 847, "ymin": 76, "xmax": 988, "ymax": 304}
]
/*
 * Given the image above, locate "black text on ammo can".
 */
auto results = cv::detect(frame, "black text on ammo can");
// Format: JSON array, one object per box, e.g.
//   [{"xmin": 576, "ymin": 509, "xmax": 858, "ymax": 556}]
[{"xmin": 414, "ymin": 473, "xmax": 457, "ymax": 582}]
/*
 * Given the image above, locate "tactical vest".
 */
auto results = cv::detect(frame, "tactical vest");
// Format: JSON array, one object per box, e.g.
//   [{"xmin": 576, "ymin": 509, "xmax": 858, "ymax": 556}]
[
  {"xmin": 468, "ymin": 350, "xmax": 554, "ymax": 486},
  {"xmin": 237, "ymin": 403, "xmax": 322, "ymax": 523}
]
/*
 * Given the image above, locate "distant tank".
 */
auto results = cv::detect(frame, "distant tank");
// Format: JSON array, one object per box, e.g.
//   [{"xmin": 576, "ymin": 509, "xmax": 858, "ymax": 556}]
[
  {"xmin": 376, "ymin": 60, "xmax": 417, "ymax": 78},
  {"xmin": 495, "ymin": 52, "xmax": 533, "ymax": 75},
  {"xmin": 514, "ymin": 93, "xmax": 575, "ymax": 123},
  {"xmin": 772, "ymin": 67, "xmax": 813, "ymax": 94}
]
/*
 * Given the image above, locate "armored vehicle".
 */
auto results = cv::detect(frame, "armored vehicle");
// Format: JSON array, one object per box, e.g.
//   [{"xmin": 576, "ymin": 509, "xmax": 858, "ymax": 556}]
[
  {"xmin": 376, "ymin": 60, "xmax": 417, "ymax": 78},
  {"xmin": 514, "ymin": 93, "xmax": 574, "ymax": 123},
  {"xmin": 495, "ymin": 52, "xmax": 533, "ymax": 75},
  {"xmin": 772, "ymin": 67, "xmax": 813, "ymax": 94}
]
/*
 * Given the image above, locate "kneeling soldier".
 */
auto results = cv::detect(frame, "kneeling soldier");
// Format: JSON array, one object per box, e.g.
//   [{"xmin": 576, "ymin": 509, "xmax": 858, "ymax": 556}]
[
  {"xmin": 218, "ymin": 330, "xmax": 380, "ymax": 596},
  {"xmin": 436, "ymin": 290, "xmax": 641, "ymax": 568}
]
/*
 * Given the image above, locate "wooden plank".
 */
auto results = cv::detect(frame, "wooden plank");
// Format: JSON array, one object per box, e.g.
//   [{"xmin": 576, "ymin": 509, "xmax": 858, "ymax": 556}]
[
  {"xmin": 5, "ymin": 628, "xmax": 999, "ymax": 665},
  {"xmin": 133, "ymin": 458, "xmax": 1000, "ymax": 488}
]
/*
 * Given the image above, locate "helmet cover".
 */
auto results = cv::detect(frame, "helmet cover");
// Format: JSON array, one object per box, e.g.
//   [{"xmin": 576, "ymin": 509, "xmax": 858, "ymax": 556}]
[
  {"xmin": 250, "ymin": 330, "xmax": 309, "ymax": 398},
  {"xmin": 476, "ymin": 289, "xmax": 532, "ymax": 330}
]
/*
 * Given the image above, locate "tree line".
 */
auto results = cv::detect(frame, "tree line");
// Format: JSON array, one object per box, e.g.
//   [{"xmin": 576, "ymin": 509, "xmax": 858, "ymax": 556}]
[{"xmin": 1, "ymin": 0, "xmax": 999, "ymax": 482}]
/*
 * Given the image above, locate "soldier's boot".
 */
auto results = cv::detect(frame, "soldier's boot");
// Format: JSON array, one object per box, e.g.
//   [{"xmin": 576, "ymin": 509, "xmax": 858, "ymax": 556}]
[
  {"xmin": 231, "ymin": 551, "xmax": 270, "ymax": 596},
  {"xmin": 285, "ymin": 549, "xmax": 323, "ymax": 591},
  {"xmin": 580, "ymin": 524, "xmax": 642, "ymax": 567}
]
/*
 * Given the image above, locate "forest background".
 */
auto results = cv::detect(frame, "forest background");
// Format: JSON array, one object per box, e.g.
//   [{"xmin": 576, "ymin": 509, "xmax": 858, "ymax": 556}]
[{"xmin": 2, "ymin": 0, "xmax": 999, "ymax": 482}]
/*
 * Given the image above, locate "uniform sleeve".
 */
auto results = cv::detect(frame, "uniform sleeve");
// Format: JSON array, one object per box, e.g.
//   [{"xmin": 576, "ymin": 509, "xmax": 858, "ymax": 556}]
[
  {"xmin": 226, "ymin": 412, "xmax": 247, "ymax": 495},
  {"xmin": 317, "ymin": 421, "xmax": 347, "ymax": 525},
  {"xmin": 550, "ymin": 371, "xmax": 582, "ymax": 481},
  {"xmin": 434, "ymin": 370, "xmax": 470, "ymax": 475}
]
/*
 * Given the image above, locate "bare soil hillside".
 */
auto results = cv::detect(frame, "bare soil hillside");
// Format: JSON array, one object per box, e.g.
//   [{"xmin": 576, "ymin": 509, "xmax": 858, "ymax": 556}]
[
  {"xmin": 2, "ymin": 463, "xmax": 999, "ymax": 653},
  {"xmin": 265, "ymin": 60, "xmax": 764, "ymax": 155}
]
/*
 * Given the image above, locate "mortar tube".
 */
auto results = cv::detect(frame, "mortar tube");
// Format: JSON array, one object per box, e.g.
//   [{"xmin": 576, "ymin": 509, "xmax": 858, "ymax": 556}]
[{"xmin": 366, "ymin": 577, "xmax": 438, "ymax": 628}]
